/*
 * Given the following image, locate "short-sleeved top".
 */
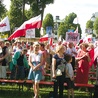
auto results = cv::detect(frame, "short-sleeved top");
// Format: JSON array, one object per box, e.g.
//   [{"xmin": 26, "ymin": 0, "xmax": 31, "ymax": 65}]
[
  {"xmin": 66, "ymin": 47, "xmax": 77, "ymax": 57},
  {"xmin": 53, "ymin": 54, "xmax": 66, "ymax": 72},
  {"xmin": 65, "ymin": 63, "xmax": 74, "ymax": 78},
  {"xmin": 30, "ymin": 53, "xmax": 42, "ymax": 66}
]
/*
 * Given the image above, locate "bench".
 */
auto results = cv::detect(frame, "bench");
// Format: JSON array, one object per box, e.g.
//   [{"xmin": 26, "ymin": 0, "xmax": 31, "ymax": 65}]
[
  {"xmin": 0, "ymin": 79, "xmax": 25, "ymax": 91},
  {"xmin": 6, "ymin": 71, "xmax": 11, "ymax": 78},
  {"xmin": 74, "ymin": 83, "xmax": 94, "ymax": 98},
  {"xmin": 25, "ymin": 80, "xmax": 94, "ymax": 98},
  {"xmin": 0, "ymin": 79, "xmax": 95, "ymax": 98},
  {"xmin": 26, "ymin": 80, "xmax": 54, "ymax": 85},
  {"xmin": 89, "ymin": 77, "xmax": 97, "ymax": 84}
]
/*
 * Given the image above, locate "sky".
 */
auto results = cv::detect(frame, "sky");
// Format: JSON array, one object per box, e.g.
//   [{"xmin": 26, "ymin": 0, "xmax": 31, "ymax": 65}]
[{"xmin": 3, "ymin": 0, "xmax": 98, "ymax": 37}]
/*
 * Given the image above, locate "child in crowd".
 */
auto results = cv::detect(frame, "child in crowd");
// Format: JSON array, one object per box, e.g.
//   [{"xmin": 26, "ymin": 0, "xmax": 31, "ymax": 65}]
[{"xmin": 64, "ymin": 54, "xmax": 74, "ymax": 98}]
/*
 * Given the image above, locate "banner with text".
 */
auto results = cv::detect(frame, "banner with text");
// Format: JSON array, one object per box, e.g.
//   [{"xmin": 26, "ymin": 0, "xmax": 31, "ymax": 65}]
[
  {"xmin": 25, "ymin": 29, "xmax": 35, "ymax": 38},
  {"xmin": 66, "ymin": 32, "xmax": 80, "ymax": 42}
]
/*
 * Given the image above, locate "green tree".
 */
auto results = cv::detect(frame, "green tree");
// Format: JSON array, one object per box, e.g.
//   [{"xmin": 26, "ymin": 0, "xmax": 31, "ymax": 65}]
[
  {"xmin": 25, "ymin": 0, "xmax": 54, "ymax": 37},
  {"xmin": 7, "ymin": 0, "xmax": 54, "ymax": 37},
  {"xmin": 0, "ymin": 0, "xmax": 7, "ymax": 19},
  {"xmin": 25, "ymin": 9, "xmax": 32, "ymax": 20},
  {"xmin": 8, "ymin": 0, "xmax": 23, "ymax": 32},
  {"xmin": 65, "ymin": 12, "xmax": 76, "ymax": 24},
  {"xmin": 94, "ymin": 17, "xmax": 98, "ymax": 37},
  {"xmin": 42, "ymin": 13, "xmax": 54, "ymax": 34},
  {"xmin": 86, "ymin": 20, "xmax": 94, "ymax": 29},
  {"xmin": 25, "ymin": 0, "xmax": 54, "ymax": 19},
  {"xmin": 58, "ymin": 12, "xmax": 82, "ymax": 39}
]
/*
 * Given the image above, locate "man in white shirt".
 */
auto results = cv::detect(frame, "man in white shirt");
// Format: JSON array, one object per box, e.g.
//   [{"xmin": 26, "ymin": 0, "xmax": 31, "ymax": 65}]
[{"xmin": 66, "ymin": 42, "xmax": 77, "ymax": 70}]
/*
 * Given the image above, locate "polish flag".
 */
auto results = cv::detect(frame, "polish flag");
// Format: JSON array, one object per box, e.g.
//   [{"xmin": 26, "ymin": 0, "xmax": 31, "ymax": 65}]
[
  {"xmin": 39, "ymin": 34, "xmax": 49, "ymax": 42},
  {"xmin": 0, "ymin": 16, "xmax": 10, "ymax": 32},
  {"xmin": 8, "ymin": 14, "xmax": 42, "ymax": 40},
  {"xmin": 49, "ymin": 38, "xmax": 53, "ymax": 46}
]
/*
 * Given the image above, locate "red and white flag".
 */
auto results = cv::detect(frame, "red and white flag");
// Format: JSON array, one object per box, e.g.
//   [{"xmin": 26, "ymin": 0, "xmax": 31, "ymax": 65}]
[
  {"xmin": 74, "ymin": 26, "xmax": 78, "ymax": 33},
  {"xmin": 0, "ymin": 16, "xmax": 10, "ymax": 32},
  {"xmin": 49, "ymin": 38, "xmax": 53, "ymax": 46},
  {"xmin": 8, "ymin": 14, "xmax": 42, "ymax": 40},
  {"xmin": 39, "ymin": 34, "xmax": 49, "ymax": 42}
]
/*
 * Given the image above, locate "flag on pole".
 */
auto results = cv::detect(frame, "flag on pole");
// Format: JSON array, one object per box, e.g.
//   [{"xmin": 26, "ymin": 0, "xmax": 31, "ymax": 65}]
[
  {"xmin": 74, "ymin": 26, "xmax": 78, "ymax": 33},
  {"xmin": 25, "ymin": 15, "xmax": 42, "ymax": 29},
  {"xmin": 8, "ymin": 14, "xmax": 42, "ymax": 40},
  {"xmin": 49, "ymin": 38, "xmax": 53, "ymax": 46},
  {"xmin": 39, "ymin": 34, "xmax": 49, "ymax": 42},
  {"xmin": 0, "ymin": 16, "xmax": 10, "ymax": 32}
]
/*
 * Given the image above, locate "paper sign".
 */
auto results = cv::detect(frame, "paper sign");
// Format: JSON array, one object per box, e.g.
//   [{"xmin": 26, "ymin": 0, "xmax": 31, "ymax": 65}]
[
  {"xmin": 25, "ymin": 29, "xmax": 35, "ymax": 38},
  {"xmin": 66, "ymin": 32, "xmax": 80, "ymax": 42}
]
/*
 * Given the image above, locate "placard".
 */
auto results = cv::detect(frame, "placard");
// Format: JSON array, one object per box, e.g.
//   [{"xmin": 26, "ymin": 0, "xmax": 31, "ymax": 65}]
[
  {"xmin": 25, "ymin": 29, "xmax": 35, "ymax": 38},
  {"xmin": 66, "ymin": 32, "xmax": 80, "ymax": 42}
]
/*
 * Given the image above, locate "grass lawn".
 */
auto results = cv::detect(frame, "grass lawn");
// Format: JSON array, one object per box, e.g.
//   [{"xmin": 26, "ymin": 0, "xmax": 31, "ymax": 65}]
[{"xmin": 0, "ymin": 84, "xmax": 93, "ymax": 98}]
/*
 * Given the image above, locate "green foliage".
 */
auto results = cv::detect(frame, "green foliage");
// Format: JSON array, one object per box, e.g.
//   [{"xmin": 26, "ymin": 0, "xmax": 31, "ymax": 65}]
[
  {"xmin": 58, "ymin": 22, "xmax": 67, "ymax": 37},
  {"xmin": 8, "ymin": 0, "xmax": 23, "ymax": 32},
  {"xmin": 94, "ymin": 17, "xmax": 98, "ymax": 36},
  {"xmin": 0, "ymin": 0, "xmax": 7, "ymax": 18},
  {"xmin": 27, "ymin": 0, "xmax": 54, "ymax": 18},
  {"xmin": 25, "ymin": 9, "xmax": 32, "ymax": 20},
  {"xmin": 35, "ymin": 29, "xmax": 40, "ymax": 37},
  {"xmin": 65, "ymin": 12, "xmax": 77, "ymax": 24},
  {"xmin": 8, "ymin": 0, "xmax": 54, "ymax": 35},
  {"xmin": 42, "ymin": 13, "xmax": 54, "ymax": 31},
  {"xmin": 94, "ymin": 18, "xmax": 98, "ymax": 30},
  {"xmin": 86, "ymin": 20, "xmax": 94, "ymax": 29},
  {"xmin": 58, "ymin": 12, "xmax": 82, "ymax": 39},
  {"xmin": 30, "ymin": 2, "xmax": 41, "ymax": 17}
]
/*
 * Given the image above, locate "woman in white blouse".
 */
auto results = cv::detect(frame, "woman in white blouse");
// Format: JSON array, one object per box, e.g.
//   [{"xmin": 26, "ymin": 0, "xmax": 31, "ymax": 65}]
[{"xmin": 28, "ymin": 42, "xmax": 43, "ymax": 98}]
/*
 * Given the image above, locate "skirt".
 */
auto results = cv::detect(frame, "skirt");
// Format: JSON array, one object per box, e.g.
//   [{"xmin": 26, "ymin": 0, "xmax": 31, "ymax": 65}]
[{"xmin": 28, "ymin": 67, "xmax": 42, "ymax": 82}]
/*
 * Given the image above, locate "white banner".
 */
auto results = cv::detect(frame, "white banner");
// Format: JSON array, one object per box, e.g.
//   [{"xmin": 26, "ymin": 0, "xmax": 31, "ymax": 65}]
[
  {"xmin": 0, "ymin": 16, "xmax": 10, "ymax": 32},
  {"xmin": 25, "ymin": 29, "xmax": 35, "ymax": 38},
  {"xmin": 66, "ymin": 32, "xmax": 80, "ymax": 42}
]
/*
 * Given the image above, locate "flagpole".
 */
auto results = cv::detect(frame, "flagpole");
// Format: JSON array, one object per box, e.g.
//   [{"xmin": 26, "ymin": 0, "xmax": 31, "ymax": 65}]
[
  {"xmin": 9, "ymin": 29, "xmax": 11, "ymax": 36},
  {"xmin": 39, "ymin": 13, "xmax": 43, "ymax": 38}
]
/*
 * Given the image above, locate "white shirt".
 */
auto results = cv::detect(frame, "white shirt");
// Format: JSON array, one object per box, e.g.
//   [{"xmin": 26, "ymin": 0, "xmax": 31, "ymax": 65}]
[
  {"xmin": 29, "ymin": 53, "xmax": 42, "ymax": 62},
  {"xmin": 66, "ymin": 47, "xmax": 77, "ymax": 57}
]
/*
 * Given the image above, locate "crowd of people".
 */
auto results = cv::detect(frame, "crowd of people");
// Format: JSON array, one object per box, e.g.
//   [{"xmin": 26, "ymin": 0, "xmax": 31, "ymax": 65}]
[{"xmin": 0, "ymin": 38, "xmax": 97, "ymax": 98}]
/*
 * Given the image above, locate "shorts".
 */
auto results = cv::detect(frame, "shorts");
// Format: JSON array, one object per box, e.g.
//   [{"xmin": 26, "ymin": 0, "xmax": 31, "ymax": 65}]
[{"xmin": 65, "ymin": 78, "xmax": 74, "ymax": 89}]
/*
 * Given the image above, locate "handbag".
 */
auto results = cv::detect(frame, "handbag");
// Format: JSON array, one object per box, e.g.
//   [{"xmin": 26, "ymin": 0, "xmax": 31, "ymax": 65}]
[{"xmin": 56, "ymin": 69, "xmax": 62, "ymax": 76}]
